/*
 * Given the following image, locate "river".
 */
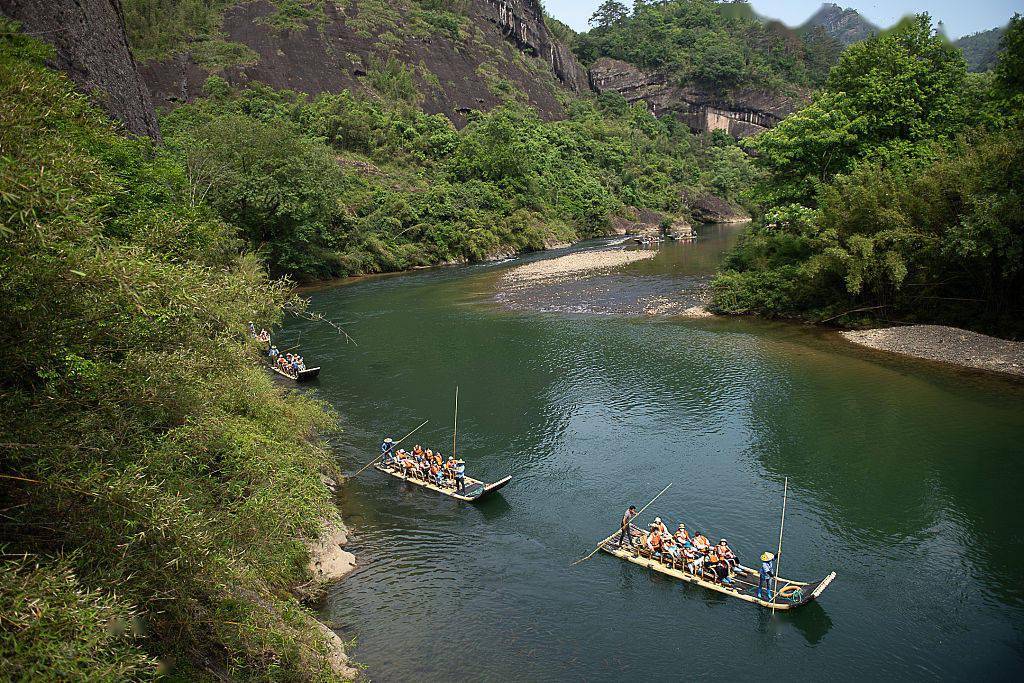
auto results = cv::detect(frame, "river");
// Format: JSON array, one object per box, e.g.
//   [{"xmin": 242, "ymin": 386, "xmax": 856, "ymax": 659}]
[{"xmin": 279, "ymin": 224, "xmax": 1024, "ymax": 681}]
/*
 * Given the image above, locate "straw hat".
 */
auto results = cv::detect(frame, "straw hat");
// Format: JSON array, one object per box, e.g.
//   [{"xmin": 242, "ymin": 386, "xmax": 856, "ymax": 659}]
[
  {"xmin": 384, "ymin": 438, "xmax": 393, "ymax": 444},
  {"xmin": 761, "ymin": 552, "xmax": 775, "ymax": 562}
]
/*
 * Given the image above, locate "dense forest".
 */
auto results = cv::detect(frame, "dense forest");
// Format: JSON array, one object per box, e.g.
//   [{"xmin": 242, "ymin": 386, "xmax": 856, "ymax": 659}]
[
  {"xmin": 158, "ymin": 80, "xmax": 755, "ymax": 279},
  {"xmin": 573, "ymin": 0, "xmax": 843, "ymax": 91},
  {"xmin": 0, "ymin": 25, "xmax": 349, "ymax": 680},
  {"xmin": 711, "ymin": 15, "xmax": 1024, "ymax": 338}
]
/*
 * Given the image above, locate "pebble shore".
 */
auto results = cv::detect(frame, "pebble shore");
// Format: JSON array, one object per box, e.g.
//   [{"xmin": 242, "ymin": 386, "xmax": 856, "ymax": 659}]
[
  {"xmin": 841, "ymin": 325, "xmax": 1024, "ymax": 378},
  {"xmin": 501, "ymin": 248, "xmax": 657, "ymax": 287}
]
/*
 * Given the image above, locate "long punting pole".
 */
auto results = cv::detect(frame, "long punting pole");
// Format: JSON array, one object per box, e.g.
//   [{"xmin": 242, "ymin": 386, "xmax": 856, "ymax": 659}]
[
  {"xmin": 772, "ymin": 477, "xmax": 789, "ymax": 615},
  {"xmin": 571, "ymin": 483, "xmax": 673, "ymax": 567},
  {"xmin": 351, "ymin": 420, "xmax": 430, "ymax": 477},
  {"xmin": 453, "ymin": 386, "xmax": 458, "ymax": 460}
]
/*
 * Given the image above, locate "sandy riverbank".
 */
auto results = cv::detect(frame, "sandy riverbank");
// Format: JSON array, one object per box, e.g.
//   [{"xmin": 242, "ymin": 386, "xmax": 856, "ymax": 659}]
[
  {"xmin": 842, "ymin": 325, "xmax": 1024, "ymax": 378},
  {"xmin": 501, "ymin": 248, "xmax": 656, "ymax": 288}
]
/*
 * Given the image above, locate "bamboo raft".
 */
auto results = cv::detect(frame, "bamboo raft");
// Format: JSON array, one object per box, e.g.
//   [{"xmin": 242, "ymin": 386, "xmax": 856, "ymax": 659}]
[
  {"xmin": 272, "ymin": 365, "xmax": 321, "ymax": 382},
  {"xmin": 373, "ymin": 463, "xmax": 512, "ymax": 502},
  {"xmin": 597, "ymin": 528, "xmax": 836, "ymax": 610}
]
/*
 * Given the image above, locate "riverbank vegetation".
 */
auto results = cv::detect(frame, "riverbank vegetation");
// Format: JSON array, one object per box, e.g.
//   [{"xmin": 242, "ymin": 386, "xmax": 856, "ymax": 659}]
[
  {"xmin": 0, "ymin": 27, "xmax": 350, "ymax": 680},
  {"xmin": 158, "ymin": 78, "xmax": 756, "ymax": 280},
  {"xmin": 712, "ymin": 15, "xmax": 1024, "ymax": 338},
  {"xmin": 574, "ymin": 0, "xmax": 843, "ymax": 91}
]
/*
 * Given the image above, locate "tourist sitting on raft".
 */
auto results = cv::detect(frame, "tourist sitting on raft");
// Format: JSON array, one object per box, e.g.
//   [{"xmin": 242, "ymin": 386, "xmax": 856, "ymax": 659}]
[
  {"xmin": 273, "ymin": 352, "xmax": 306, "ymax": 376},
  {"xmin": 249, "ymin": 322, "xmax": 271, "ymax": 344},
  {"xmin": 617, "ymin": 513, "xmax": 743, "ymax": 586},
  {"xmin": 379, "ymin": 438, "xmax": 467, "ymax": 492}
]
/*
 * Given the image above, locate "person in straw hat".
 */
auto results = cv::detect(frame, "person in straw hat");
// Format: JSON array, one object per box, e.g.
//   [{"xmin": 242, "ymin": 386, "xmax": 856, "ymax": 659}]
[
  {"xmin": 758, "ymin": 551, "xmax": 776, "ymax": 601},
  {"xmin": 380, "ymin": 437, "xmax": 394, "ymax": 465},
  {"xmin": 454, "ymin": 458, "xmax": 467, "ymax": 494}
]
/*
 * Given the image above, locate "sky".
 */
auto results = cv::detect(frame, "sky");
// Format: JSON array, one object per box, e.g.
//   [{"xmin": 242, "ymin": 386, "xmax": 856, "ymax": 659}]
[{"xmin": 544, "ymin": 0, "xmax": 1024, "ymax": 40}]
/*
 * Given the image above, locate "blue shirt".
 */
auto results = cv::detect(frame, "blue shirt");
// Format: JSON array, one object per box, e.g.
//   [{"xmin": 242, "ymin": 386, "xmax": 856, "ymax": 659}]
[{"xmin": 760, "ymin": 560, "xmax": 775, "ymax": 579}]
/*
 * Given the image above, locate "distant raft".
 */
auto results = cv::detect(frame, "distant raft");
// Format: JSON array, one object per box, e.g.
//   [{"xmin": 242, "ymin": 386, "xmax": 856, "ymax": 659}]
[
  {"xmin": 374, "ymin": 462, "xmax": 511, "ymax": 502},
  {"xmin": 598, "ymin": 528, "xmax": 835, "ymax": 610},
  {"xmin": 272, "ymin": 365, "xmax": 321, "ymax": 382}
]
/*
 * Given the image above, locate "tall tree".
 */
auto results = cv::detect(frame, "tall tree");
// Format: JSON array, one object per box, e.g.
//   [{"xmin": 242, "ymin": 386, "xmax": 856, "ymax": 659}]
[{"xmin": 589, "ymin": 1, "xmax": 629, "ymax": 29}]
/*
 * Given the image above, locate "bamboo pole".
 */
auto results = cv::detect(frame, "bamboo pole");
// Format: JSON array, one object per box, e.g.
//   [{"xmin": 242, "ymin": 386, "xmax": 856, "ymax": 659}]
[
  {"xmin": 452, "ymin": 386, "xmax": 458, "ymax": 460},
  {"xmin": 772, "ymin": 477, "xmax": 788, "ymax": 614},
  {"xmin": 571, "ymin": 483, "xmax": 673, "ymax": 567},
  {"xmin": 351, "ymin": 420, "xmax": 429, "ymax": 477}
]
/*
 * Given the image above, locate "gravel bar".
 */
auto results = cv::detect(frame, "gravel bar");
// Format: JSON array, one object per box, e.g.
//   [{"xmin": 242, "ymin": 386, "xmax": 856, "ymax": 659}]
[
  {"xmin": 501, "ymin": 249, "xmax": 656, "ymax": 288},
  {"xmin": 841, "ymin": 325, "xmax": 1024, "ymax": 378}
]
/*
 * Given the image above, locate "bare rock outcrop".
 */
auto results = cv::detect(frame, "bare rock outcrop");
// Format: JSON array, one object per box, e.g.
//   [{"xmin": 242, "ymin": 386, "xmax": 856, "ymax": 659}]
[
  {"xmin": 305, "ymin": 517, "xmax": 356, "ymax": 590},
  {"xmin": 800, "ymin": 3, "xmax": 877, "ymax": 46},
  {"xmin": 682, "ymin": 191, "xmax": 749, "ymax": 223},
  {"xmin": 140, "ymin": 0, "xmax": 586, "ymax": 127},
  {"xmin": 1, "ymin": 0, "xmax": 161, "ymax": 140},
  {"xmin": 589, "ymin": 57, "xmax": 804, "ymax": 138},
  {"xmin": 479, "ymin": 0, "xmax": 589, "ymax": 93}
]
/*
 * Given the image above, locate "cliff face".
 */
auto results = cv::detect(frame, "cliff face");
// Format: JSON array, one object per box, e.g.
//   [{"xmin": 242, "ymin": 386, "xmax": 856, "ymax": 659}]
[
  {"xmin": 478, "ymin": 0, "xmax": 589, "ymax": 93},
  {"xmin": 1, "ymin": 0, "xmax": 161, "ymax": 140},
  {"xmin": 589, "ymin": 58, "xmax": 804, "ymax": 138},
  {"xmin": 140, "ymin": 0, "xmax": 587, "ymax": 127},
  {"xmin": 800, "ymin": 3, "xmax": 877, "ymax": 46}
]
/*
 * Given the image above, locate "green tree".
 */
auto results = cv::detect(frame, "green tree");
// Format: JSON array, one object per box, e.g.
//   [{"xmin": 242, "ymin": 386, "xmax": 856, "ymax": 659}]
[
  {"xmin": 749, "ymin": 14, "xmax": 970, "ymax": 206},
  {"xmin": 590, "ymin": 1, "xmax": 630, "ymax": 29},
  {"xmin": 994, "ymin": 14, "xmax": 1024, "ymax": 94}
]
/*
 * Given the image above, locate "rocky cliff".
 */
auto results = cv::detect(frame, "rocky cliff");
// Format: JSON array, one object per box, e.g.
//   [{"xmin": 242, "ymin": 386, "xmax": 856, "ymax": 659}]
[
  {"xmin": 139, "ymin": 0, "xmax": 587, "ymax": 127},
  {"xmin": 589, "ymin": 58, "xmax": 804, "ymax": 138},
  {"xmin": 1, "ymin": 0, "xmax": 161, "ymax": 140},
  {"xmin": 799, "ymin": 3, "xmax": 877, "ymax": 46}
]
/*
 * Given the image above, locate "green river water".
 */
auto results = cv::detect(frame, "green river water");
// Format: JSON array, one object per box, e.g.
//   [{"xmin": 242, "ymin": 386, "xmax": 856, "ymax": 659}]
[{"xmin": 279, "ymin": 225, "xmax": 1024, "ymax": 681}]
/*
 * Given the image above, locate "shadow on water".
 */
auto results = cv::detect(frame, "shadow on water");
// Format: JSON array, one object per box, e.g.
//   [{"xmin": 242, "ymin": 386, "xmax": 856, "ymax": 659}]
[
  {"xmin": 475, "ymin": 495, "xmax": 512, "ymax": 521},
  {"xmin": 783, "ymin": 601, "xmax": 833, "ymax": 645}
]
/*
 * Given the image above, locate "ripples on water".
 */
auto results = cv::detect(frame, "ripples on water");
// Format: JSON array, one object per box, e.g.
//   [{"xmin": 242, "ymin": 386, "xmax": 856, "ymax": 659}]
[{"xmin": 282, "ymin": 226, "xmax": 1024, "ymax": 681}]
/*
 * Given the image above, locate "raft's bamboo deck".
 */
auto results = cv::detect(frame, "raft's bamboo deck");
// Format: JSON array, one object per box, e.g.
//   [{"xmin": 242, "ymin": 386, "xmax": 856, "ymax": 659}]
[
  {"xmin": 598, "ymin": 531, "xmax": 835, "ymax": 610},
  {"xmin": 271, "ymin": 366, "xmax": 320, "ymax": 382},
  {"xmin": 374, "ymin": 463, "xmax": 511, "ymax": 502}
]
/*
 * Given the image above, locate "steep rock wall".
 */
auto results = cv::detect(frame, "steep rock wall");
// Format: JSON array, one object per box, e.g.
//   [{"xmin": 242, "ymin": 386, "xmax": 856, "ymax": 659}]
[
  {"xmin": 589, "ymin": 57, "xmax": 804, "ymax": 138},
  {"xmin": 1, "ymin": 0, "xmax": 161, "ymax": 140},
  {"xmin": 140, "ymin": 0, "xmax": 587, "ymax": 127},
  {"xmin": 478, "ymin": 0, "xmax": 589, "ymax": 93}
]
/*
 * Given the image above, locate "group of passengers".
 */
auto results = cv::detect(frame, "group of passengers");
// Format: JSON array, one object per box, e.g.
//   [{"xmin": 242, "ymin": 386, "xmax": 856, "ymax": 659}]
[
  {"xmin": 617, "ymin": 507, "xmax": 741, "ymax": 587},
  {"xmin": 379, "ymin": 438, "xmax": 468, "ymax": 494},
  {"xmin": 268, "ymin": 346, "xmax": 307, "ymax": 375},
  {"xmin": 249, "ymin": 322, "xmax": 271, "ymax": 344},
  {"xmin": 250, "ymin": 322, "xmax": 307, "ymax": 376}
]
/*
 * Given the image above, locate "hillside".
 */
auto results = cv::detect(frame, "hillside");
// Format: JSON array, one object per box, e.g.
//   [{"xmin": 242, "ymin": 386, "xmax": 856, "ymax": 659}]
[
  {"xmin": 0, "ymin": 22, "xmax": 355, "ymax": 680},
  {"xmin": 127, "ymin": 0, "xmax": 586, "ymax": 127},
  {"xmin": 798, "ymin": 3, "xmax": 878, "ymax": 46},
  {"xmin": 571, "ymin": 1, "xmax": 841, "ymax": 138},
  {"xmin": 955, "ymin": 26, "xmax": 1007, "ymax": 72}
]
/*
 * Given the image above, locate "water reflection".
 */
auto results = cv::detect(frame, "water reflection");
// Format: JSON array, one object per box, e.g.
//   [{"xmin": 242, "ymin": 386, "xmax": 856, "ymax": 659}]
[{"xmin": 284, "ymin": 230, "xmax": 1024, "ymax": 680}]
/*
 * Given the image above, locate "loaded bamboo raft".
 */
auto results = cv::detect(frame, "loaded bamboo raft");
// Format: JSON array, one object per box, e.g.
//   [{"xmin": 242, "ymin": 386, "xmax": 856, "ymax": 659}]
[
  {"xmin": 373, "ymin": 462, "xmax": 511, "ymax": 502},
  {"xmin": 272, "ymin": 365, "xmax": 321, "ymax": 382},
  {"xmin": 597, "ymin": 527, "xmax": 835, "ymax": 610}
]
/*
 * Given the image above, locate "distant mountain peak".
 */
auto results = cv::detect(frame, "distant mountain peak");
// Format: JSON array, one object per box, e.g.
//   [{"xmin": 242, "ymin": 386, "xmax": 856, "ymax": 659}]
[{"xmin": 801, "ymin": 3, "xmax": 878, "ymax": 46}]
